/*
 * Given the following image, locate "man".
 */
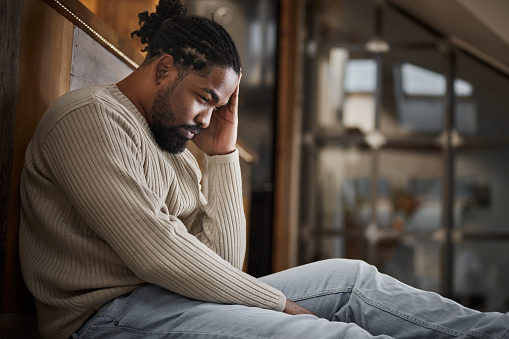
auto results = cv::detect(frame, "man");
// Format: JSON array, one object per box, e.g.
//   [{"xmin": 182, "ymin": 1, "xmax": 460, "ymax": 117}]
[{"xmin": 19, "ymin": 1, "xmax": 508, "ymax": 338}]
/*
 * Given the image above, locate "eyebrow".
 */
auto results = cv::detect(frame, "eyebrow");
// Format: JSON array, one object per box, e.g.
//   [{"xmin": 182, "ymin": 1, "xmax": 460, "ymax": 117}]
[{"xmin": 201, "ymin": 88, "xmax": 219, "ymax": 103}]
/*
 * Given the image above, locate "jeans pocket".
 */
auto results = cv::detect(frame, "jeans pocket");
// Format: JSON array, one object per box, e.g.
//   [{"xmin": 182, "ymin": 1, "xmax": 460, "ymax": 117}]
[
  {"xmin": 72, "ymin": 287, "xmax": 142, "ymax": 338},
  {"xmin": 107, "ymin": 286, "xmax": 144, "ymax": 324},
  {"xmin": 70, "ymin": 325, "xmax": 96, "ymax": 339}
]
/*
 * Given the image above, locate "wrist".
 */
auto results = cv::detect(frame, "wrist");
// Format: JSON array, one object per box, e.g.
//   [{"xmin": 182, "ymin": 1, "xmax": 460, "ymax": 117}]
[
  {"xmin": 205, "ymin": 148, "xmax": 239, "ymax": 164},
  {"xmin": 207, "ymin": 148, "xmax": 236, "ymax": 156}
]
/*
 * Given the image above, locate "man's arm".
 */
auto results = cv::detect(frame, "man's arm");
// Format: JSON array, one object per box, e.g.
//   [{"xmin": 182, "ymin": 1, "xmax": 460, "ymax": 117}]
[
  {"xmin": 42, "ymin": 103, "xmax": 286, "ymax": 312},
  {"xmin": 188, "ymin": 150, "xmax": 247, "ymax": 269},
  {"xmin": 188, "ymin": 73, "xmax": 246, "ymax": 268},
  {"xmin": 190, "ymin": 73, "xmax": 317, "ymax": 317}
]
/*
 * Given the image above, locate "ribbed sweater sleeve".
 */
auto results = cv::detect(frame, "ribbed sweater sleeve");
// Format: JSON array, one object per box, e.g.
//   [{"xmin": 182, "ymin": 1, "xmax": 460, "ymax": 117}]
[
  {"xmin": 191, "ymin": 152, "xmax": 247, "ymax": 269},
  {"xmin": 19, "ymin": 85, "xmax": 286, "ymax": 339}
]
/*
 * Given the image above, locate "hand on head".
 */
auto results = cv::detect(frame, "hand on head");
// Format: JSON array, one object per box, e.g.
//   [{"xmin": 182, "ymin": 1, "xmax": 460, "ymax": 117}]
[{"xmin": 191, "ymin": 71, "xmax": 242, "ymax": 156}]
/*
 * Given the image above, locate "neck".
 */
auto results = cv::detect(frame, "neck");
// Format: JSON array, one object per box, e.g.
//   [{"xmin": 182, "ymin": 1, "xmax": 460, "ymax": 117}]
[{"xmin": 117, "ymin": 69, "xmax": 152, "ymax": 123}]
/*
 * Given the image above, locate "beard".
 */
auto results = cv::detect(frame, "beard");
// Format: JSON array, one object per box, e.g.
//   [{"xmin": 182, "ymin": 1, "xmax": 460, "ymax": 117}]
[
  {"xmin": 149, "ymin": 123, "xmax": 188, "ymax": 154},
  {"xmin": 149, "ymin": 81, "xmax": 201, "ymax": 154}
]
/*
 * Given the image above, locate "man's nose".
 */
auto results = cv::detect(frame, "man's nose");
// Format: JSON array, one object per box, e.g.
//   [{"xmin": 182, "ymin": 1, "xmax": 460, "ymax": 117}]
[{"xmin": 195, "ymin": 108, "xmax": 213, "ymax": 129}]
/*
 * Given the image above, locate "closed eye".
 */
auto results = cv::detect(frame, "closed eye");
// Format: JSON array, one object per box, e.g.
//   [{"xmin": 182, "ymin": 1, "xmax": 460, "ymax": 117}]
[{"xmin": 214, "ymin": 103, "xmax": 227, "ymax": 111}]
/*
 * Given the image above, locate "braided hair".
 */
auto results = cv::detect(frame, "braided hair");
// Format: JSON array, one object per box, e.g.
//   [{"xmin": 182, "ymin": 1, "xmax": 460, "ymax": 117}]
[{"xmin": 131, "ymin": 0, "xmax": 241, "ymax": 75}]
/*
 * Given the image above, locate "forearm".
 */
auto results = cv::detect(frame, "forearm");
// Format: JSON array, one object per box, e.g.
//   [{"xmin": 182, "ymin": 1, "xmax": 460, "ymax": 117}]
[
  {"xmin": 126, "ymin": 216, "xmax": 284, "ymax": 311},
  {"xmin": 194, "ymin": 149, "xmax": 246, "ymax": 269}
]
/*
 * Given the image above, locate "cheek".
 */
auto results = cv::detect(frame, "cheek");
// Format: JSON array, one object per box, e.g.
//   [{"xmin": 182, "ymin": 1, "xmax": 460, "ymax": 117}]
[
  {"xmin": 172, "ymin": 100, "xmax": 200, "ymax": 122},
  {"xmin": 184, "ymin": 98, "xmax": 207, "ymax": 116}
]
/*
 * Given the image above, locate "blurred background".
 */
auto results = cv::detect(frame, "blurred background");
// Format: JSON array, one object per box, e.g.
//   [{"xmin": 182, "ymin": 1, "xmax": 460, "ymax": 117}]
[
  {"xmin": 89, "ymin": 0, "xmax": 509, "ymax": 312},
  {"xmin": 2, "ymin": 0, "xmax": 509, "ymax": 335}
]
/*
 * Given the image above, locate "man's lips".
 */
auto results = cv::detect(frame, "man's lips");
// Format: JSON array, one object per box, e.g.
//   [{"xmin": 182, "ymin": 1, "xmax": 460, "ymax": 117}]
[{"xmin": 178, "ymin": 126, "xmax": 201, "ymax": 139}]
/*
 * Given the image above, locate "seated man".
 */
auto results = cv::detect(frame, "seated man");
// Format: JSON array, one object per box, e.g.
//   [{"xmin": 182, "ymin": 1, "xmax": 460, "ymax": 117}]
[{"xmin": 19, "ymin": 0, "xmax": 509, "ymax": 338}]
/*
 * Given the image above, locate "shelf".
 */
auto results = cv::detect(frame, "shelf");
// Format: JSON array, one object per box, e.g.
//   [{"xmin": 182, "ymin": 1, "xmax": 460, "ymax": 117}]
[
  {"xmin": 314, "ymin": 227, "xmax": 509, "ymax": 241},
  {"xmin": 309, "ymin": 127, "xmax": 509, "ymax": 150}
]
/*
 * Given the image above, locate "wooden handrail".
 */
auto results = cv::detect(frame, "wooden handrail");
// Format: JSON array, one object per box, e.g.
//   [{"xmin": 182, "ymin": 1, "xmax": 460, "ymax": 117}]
[{"xmin": 43, "ymin": 0, "xmax": 145, "ymax": 68}]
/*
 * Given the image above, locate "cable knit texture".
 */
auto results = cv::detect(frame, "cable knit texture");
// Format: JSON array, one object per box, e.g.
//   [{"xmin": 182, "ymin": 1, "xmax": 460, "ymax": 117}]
[{"xmin": 19, "ymin": 83, "xmax": 286, "ymax": 339}]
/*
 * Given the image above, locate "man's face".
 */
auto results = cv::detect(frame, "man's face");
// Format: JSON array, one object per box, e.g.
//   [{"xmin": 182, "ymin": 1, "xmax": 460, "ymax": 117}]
[{"xmin": 149, "ymin": 66, "xmax": 238, "ymax": 153}]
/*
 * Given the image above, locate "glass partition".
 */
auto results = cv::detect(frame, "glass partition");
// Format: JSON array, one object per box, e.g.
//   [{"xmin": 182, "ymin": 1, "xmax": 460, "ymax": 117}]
[
  {"xmin": 455, "ymin": 145, "xmax": 509, "ymax": 233},
  {"xmin": 317, "ymin": 146, "xmax": 373, "ymax": 231},
  {"xmin": 382, "ymin": 5, "xmax": 437, "ymax": 46},
  {"xmin": 314, "ymin": 0, "xmax": 376, "ymax": 45},
  {"xmin": 316, "ymin": 49, "xmax": 377, "ymax": 133},
  {"xmin": 300, "ymin": 0, "xmax": 509, "ymax": 312},
  {"xmin": 381, "ymin": 50, "xmax": 446, "ymax": 137},
  {"xmin": 455, "ymin": 51, "xmax": 509, "ymax": 138},
  {"xmin": 454, "ymin": 241, "xmax": 509, "ymax": 312},
  {"xmin": 381, "ymin": 239, "xmax": 441, "ymax": 293},
  {"xmin": 378, "ymin": 149, "xmax": 443, "ymax": 232}
]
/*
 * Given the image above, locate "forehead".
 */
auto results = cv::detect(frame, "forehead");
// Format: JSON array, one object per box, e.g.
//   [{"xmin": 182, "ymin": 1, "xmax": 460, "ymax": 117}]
[{"xmin": 188, "ymin": 67, "xmax": 238, "ymax": 102}]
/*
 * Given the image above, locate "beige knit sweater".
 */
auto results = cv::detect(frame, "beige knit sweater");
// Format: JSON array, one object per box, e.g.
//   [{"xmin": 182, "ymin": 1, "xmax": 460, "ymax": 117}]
[{"xmin": 19, "ymin": 83, "xmax": 286, "ymax": 339}]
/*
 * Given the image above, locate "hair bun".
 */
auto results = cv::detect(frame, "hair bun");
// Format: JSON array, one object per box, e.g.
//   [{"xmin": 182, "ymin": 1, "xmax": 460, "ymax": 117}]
[
  {"xmin": 155, "ymin": 0, "xmax": 187, "ymax": 20},
  {"xmin": 131, "ymin": 0, "xmax": 187, "ymax": 51}
]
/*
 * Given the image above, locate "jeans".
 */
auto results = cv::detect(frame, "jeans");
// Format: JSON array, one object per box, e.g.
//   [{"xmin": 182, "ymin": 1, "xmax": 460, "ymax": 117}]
[{"xmin": 71, "ymin": 259, "xmax": 509, "ymax": 338}]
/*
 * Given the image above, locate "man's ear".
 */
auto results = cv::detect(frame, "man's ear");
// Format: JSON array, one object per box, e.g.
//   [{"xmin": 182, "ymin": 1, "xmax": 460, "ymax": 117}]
[{"xmin": 154, "ymin": 54, "xmax": 177, "ymax": 84}]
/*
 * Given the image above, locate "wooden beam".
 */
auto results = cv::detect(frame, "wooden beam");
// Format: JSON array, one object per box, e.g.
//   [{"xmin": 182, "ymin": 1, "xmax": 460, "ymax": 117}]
[
  {"xmin": 0, "ymin": 0, "xmax": 25, "ymax": 313},
  {"xmin": 43, "ymin": 0, "xmax": 145, "ymax": 68},
  {"xmin": 5, "ymin": 0, "xmax": 74, "ymax": 312},
  {"xmin": 273, "ymin": 0, "xmax": 303, "ymax": 272}
]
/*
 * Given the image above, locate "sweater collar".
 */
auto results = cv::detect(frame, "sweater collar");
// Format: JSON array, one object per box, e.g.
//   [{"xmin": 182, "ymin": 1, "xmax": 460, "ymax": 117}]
[{"xmin": 105, "ymin": 82, "xmax": 152, "ymax": 132}]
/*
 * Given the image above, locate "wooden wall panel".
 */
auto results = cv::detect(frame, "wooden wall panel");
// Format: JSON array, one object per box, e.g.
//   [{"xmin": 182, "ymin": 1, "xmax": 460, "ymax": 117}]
[
  {"xmin": 94, "ymin": 0, "xmax": 158, "ymax": 54},
  {"xmin": 273, "ymin": 0, "xmax": 304, "ymax": 272},
  {"xmin": 5, "ymin": 0, "xmax": 74, "ymax": 312},
  {"xmin": 0, "ymin": 0, "xmax": 25, "ymax": 314}
]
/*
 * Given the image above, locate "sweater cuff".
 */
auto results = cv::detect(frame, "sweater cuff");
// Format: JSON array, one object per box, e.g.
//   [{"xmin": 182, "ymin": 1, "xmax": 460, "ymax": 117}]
[
  {"xmin": 274, "ymin": 293, "xmax": 287, "ymax": 312},
  {"xmin": 205, "ymin": 148, "xmax": 239, "ymax": 166}
]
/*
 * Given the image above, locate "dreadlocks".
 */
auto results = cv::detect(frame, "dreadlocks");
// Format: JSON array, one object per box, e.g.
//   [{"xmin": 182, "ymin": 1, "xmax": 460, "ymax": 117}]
[{"xmin": 131, "ymin": 0, "xmax": 241, "ymax": 75}]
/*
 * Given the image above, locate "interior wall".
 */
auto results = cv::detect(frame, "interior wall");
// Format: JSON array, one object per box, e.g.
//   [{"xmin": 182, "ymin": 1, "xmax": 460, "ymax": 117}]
[
  {"xmin": 4, "ymin": 0, "xmax": 74, "ymax": 314},
  {"xmin": 80, "ymin": 0, "xmax": 156, "ymax": 54},
  {"xmin": 0, "ymin": 0, "xmax": 25, "ymax": 314},
  {"xmin": 0, "ymin": 0, "xmax": 74, "ymax": 337}
]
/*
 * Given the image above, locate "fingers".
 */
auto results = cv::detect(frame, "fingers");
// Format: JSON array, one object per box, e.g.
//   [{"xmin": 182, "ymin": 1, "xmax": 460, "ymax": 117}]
[
  {"xmin": 283, "ymin": 299, "xmax": 317, "ymax": 316},
  {"xmin": 228, "ymin": 72, "xmax": 242, "ymax": 110}
]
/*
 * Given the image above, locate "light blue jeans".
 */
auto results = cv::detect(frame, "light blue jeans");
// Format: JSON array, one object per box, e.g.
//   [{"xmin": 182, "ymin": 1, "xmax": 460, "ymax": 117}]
[{"xmin": 71, "ymin": 259, "xmax": 509, "ymax": 338}]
